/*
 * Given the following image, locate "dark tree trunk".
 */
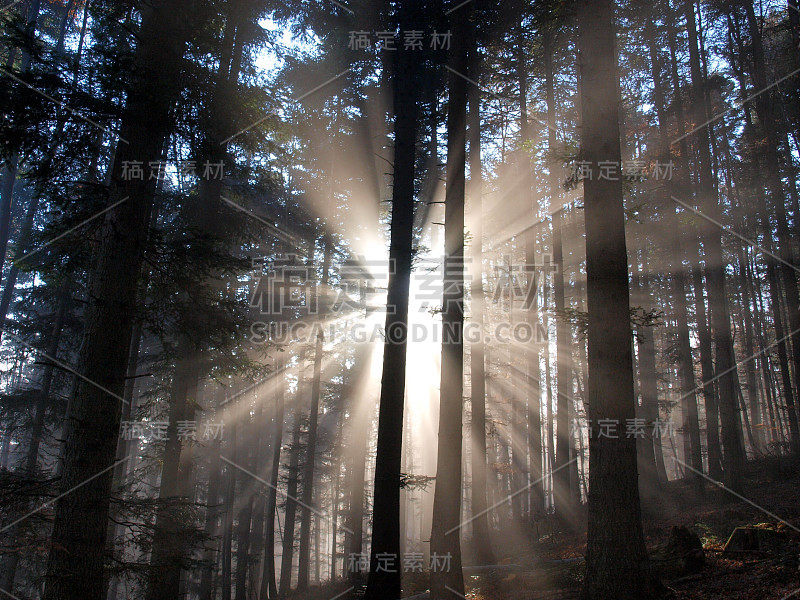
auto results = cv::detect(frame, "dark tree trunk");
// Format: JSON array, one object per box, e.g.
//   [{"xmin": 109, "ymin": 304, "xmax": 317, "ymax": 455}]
[
  {"xmin": 279, "ymin": 404, "xmax": 302, "ymax": 596},
  {"xmin": 744, "ymin": 0, "xmax": 800, "ymax": 453},
  {"xmin": 683, "ymin": 0, "xmax": 745, "ymax": 491},
  {"xmin": 0, "ymin": 0, "xmax": 40, "ymax": 278},
  {"xmin": 249, "ymin": 404, "xmax": 268, "ymax": 598},
  {"xmin": 145, "ymin": 351, "xmax": 202, "ymax": 600},
  {"xmin": 578, "ymin": 1, "xmax": 663, "ymax": 597},
  {"xmin": 42, "ymin": 3, "xmax": 194, "ymax": 598},
  {"xmin": 346, "ymin": 351, "xmax": 372, "ymax": 584},
  {"xmin": 260, "ymin": 355, "xmax": 286, "ymax": 600},
  {"xmin": 235, "ymin": 491, "xmax": 255, "ymax": 600},
  {"xmin": 200, "ymin": 435, "xmax": 223, "ymax": 600},
  {"xmin": 0, "ymin": 192, "xmax": 38, "ymax": 342},
  {"xmin": 364, "ymin": 2, "xmax": 420, "ymax": 598},
  {"xmin": 296, "ymin": 330, "xmax": 321, "ymax": 591},
  {"xmin": 468, "ymin": 34, "xmax": 494, "ymax": 565},
  {"xmin": 222, "ymin": 423, "xmax": 238, "ymax": 600},
  {"xmin": 547, "ymin": 26, "xmax": 574, "ymax": 511},
  {"xmin": 665, "ymin": 8, "xmax": 722, "ymax": 480},
  {"xmin": 736, "ymin": 249, "xmax": 763, "ymax": 451},
  {"xmin": 430, "ymin": 4, "xmax": 469, "ymax": 598},
  {"xmin": 645, "ymin": 10, "xmax": 703, "ymax": 485},
  {"xmin": 633, "ymin": 265, "xmax": 660, "ymax": 496},
  {"xmin": 2, "ymin": 281, "xmax": 70, "ymax": 593},
  {"xmin": 552, "ymin": 206, "xmax": 575, "ymax": 519},
  {"xmin": 298, "ymin": 236, "xmax": 332, "ymax": 590}
]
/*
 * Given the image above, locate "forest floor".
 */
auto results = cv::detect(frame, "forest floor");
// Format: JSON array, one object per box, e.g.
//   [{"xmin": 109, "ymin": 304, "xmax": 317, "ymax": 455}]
[
  {"xmin": 295, "ymin": 455, "xmax": 800, "ymax": 599},
  {"xmin": 462, "ymin": 455, "xmax": 800, "ymax": 599}
]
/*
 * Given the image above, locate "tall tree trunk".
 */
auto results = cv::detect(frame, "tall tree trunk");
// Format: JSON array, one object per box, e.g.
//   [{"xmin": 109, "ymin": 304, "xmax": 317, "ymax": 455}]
[
  {"xmin": 249, "ymin": 404, "xmax": 268, "ymax": 598},
  {"xmin": 692, "ymin": 266, "xmax": 723, "ymax": 477},
  {"xmin": 279, "ymin": 403, "xmax": 302, "ymax": 596},
  {"xmin": 430, "ymin": 4, "xmax": 469, "ymax": 598},
  {"xmin": 346, "ymin": 351, "xmax": 372, "ymax": 584},
  {"xmin": 297, "ymin": 330, "xmax": 322, "ymax": 591},
  {"xmin": 645, "ymin": 10, "xmax": 703, "ymax": 485},
  {"xmin": 665, "ymin": 7, "xmax": 722, "ymax": 480},
  {"xmin": 2, "ymin": 280, "xmax": 70, "ymax": 593},
  {"xmin": 235, "ymin": 487, "xmax": 255, "ymax": 600},
  {"xmin": 552, "ymin": 205, "xmax": 575, "ymax": 519},
  {"xmin": 468, "ymin": 34, "xmax": 494, "ymax": 565},
  {"xmin": 0, "ymin": 0, "xmax": 40, "ymax": 278},
  {"xmin": 683, "ymin": 0, "xmax": 745, "ymax": 491},
  {"xmin": 744, "ymin": 0, "xmax": 800, "ymax": 453},
  {"xmin": 0, "ymin": 192, "xmax": 38, "ymax": 341},
  {"xmin": 222, "ymin": 422, "xmax": 238, "ymax": 600},
  {"xmin": 200, "ymin": 435, "xmax": 223, "ymax": 600},
  {"xmin": 633, "ymin": 265, "xmax": 660, "ymax": 497},
  {"xmin": 364, "ymin": 2, "xmax": 420, "ymax": 598},
  {"xmin": 508, "ymin": 23, "xmax": 530, "ymax": 524},
  {"xmin": 260, "ymin": 355, "xmax": 286, "ymax": 600},
  {"xmin": 329, "ymin": 396, "xmax": 345, "ymax": 582},
  {"xmin": 298, "ymin": 235, "xmax": 332, "ymax": 590},
  {"xmin": 546, "ymin": 26, "xmax": 574, "ymax": 513},
  {"xmin": 578, "ymin": 1, "xmax": 663, "ymax": 597},
  {"xmin": 543, "ymin": 304, "xmax": 555, "ymax": 508},
  {"xmin": 145, "ymin": 349, "xmax": 202, "ymax": 600},
  {"xmin": 42, "ymin": 3, "xmax": 194, "ymax": 598},
  {"xmin": 736, "ymin": 249, "xmax": 762, "ymax": 450}
]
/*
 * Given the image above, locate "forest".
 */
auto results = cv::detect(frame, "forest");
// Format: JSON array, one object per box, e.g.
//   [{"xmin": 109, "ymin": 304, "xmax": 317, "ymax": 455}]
[{"xmin": 0, "ymin": 0, "xmax": 799, "ymax": 598}]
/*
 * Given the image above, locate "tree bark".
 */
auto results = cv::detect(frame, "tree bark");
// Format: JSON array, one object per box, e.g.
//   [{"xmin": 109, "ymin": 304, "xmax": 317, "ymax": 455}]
[
  {"xmin": 578, "ymin": 1, "xmax": 663, "ymax": 597},
  {"xmin": 278, "ymin": 403, "xmax": 302, "ymax": 596},
  {"xmin": 145, "ymin": 349, "xmax": 202, "ymax": 600},
  {"xmin": 683, "ymin": 0, "xmax": 745, "ymax": 491},
  {"xmin": 42, "ymin": 3, "xmax": 194, "ymax": 598},
  {"xmin": 468, "ymin": 33, "xmax": 494, "ymax": 565},
  {"xmin": 364, "ymin": 2, "xmax": 420, "ymax": 598},
  {"xmin": 298, "ymin": 236, "xmax": 332, "ymax": 590},
  {"xmin": 260, "ymin": 355, "xmax": 286, "ymax": 600},
  {"xmin": 744, "ymin": 0, "xmax": 800, "ymax": 453},
  {"xmin": 430, "ymin": 4, "xmax": 469, "ymax": 598},
  {"xmin": 645, "ymin": 10, "xmax": 703, "ymax": 485}
]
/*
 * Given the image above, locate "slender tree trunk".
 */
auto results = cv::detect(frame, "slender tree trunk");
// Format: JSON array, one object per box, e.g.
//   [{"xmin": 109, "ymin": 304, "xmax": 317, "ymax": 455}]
[
  {"xmin": 430, "ymin": 4, "xmax": 469, "ymax": 598},
  {"xmin": 235, "ymin": 489, "xmax": 255, "ymax": 600},
  {"xmin": 544, "ymin": 304, "xmax": 555, "ymax": 509},
  {"xmin": 683, "ymin": 0, "xmax": 745, "ymax": 491},
  {"xmin": 260, "ymin": 355, "xmax": 285, "ymax": 600},
  {"xmin": 633, "ymin": 265, "xmax": 660, "ymax": 497},
  {"xmin": 692, "ymin": 266, "xmax": 723, "ymax": 477},
  {"xmin": 0, "ymin": 0, "xmax": 40, "ymax": 277},
  {"xmin": 222, "ymin": 422, "xmax": 238, "ymax": 600},
  {"xmin": 736, "ymin": 252, "xmax": 762, "ymax": 451},
  {"xmin": 2, "ymin": 280, "xmax": 70, "ymax": 593},
  {"xmin": 200, "ymin": 434, "xmax": 223, "ymax": 600},
  {"xmin": 279, "ymin": 404, "xmax": 302, "ymax": 597},
  {"xmin": 0, "ymin": 192, "xmax": 37, "ymax": 342},
  {"xmin": 364, "ymin": 2, "xmax": 420, "ymax": 597},
  {"xmin": 297, "ymin": 328, "xmax": 322, "ymax": 591},
  {"xmin": 249, "ymin": 406, "xmax": 268, "ymax": 598},
  {"xmin": 329, "ymin": 400, "xmax": 345, "ymax": 582},
  {"xmin": 298, "ymin": 236, "xmax": 332, "ymax": 590},
  {"xmin": 346, "ymin": 352, "xmax": 371, "ymax": 584},
  {"xmin": 468, "ymin": 35, "xmax": 493, "ymax": 565},
  {"xmin": 552, "ymin": 206, "xmax": 574, "ymax": 519},
  {"xmin": 645, "ymin": 11, "xmax": 703, "ymax": 485},
  {"xmin": 744, "ymin": 0, "xmax": 800, "ymax": 453}
]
